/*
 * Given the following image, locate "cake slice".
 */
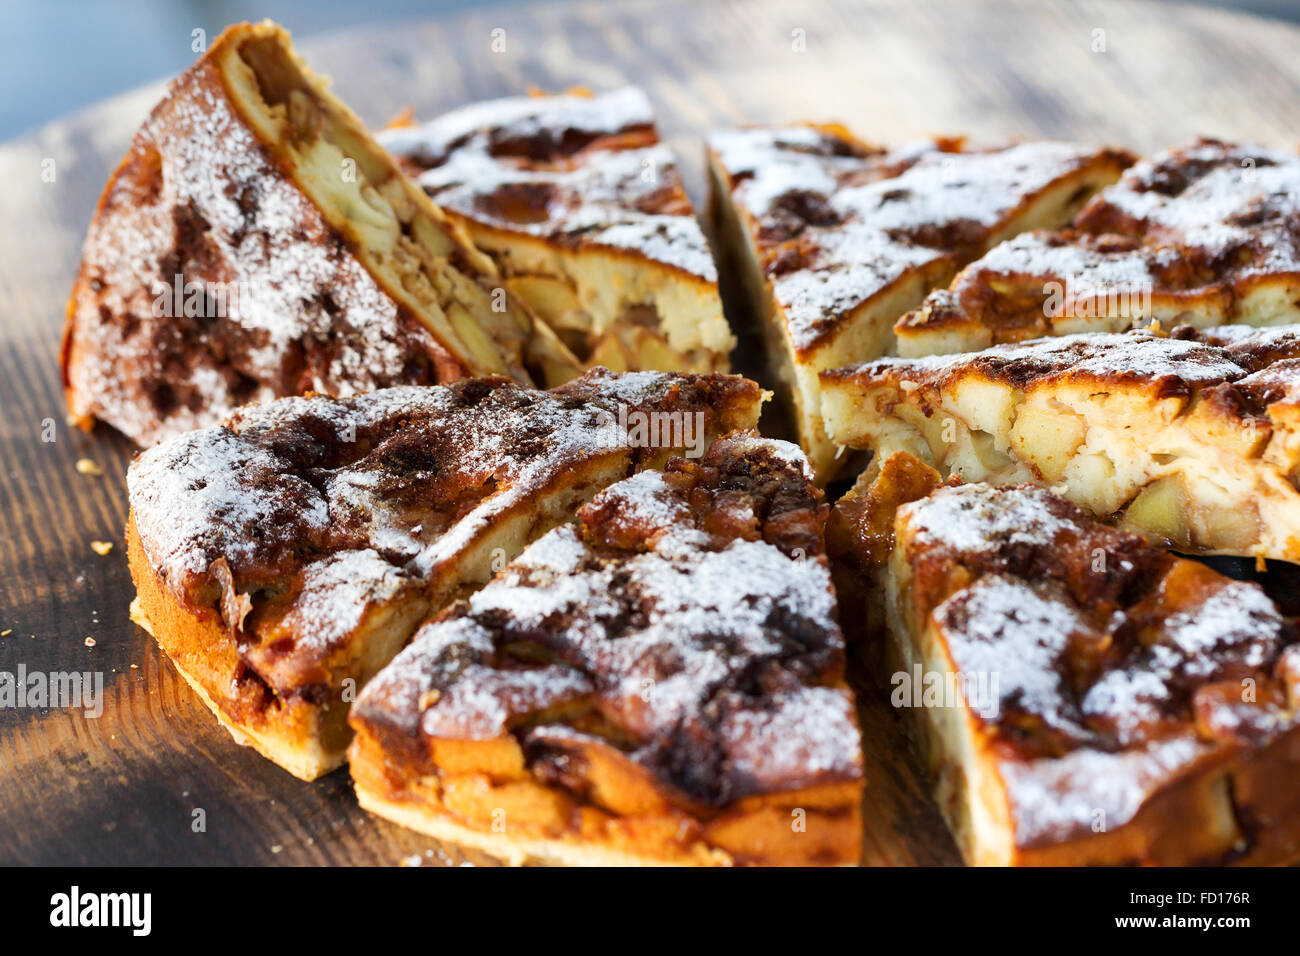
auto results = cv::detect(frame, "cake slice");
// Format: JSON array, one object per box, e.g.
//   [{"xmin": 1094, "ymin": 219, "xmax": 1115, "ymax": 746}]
[
  {"xmin": 895, "ymin": 138, "xmax": 1300, "ymax": 356},
  {"xmin": 126, "ymin": 370, "xmax": 763, "ymax": 780},
  {"xmin": 831, "ymin": 461, "xmax": 1300, "ymax": 866},
  {"xmin": 381, "ymin": 87, "xmax": 735, "ymax": 376},
  {"xmin": 349, "ymin": 433, "xmax": 862, "ymax": 865},
  {"xmin": 707, "ymin": 125, "xmax": 1132, "ymax": 477},
  {"xmin": 820, "ymin": 324, "xmax": 1300, "ymax": 561},
  {"xmin": 64, "ymin": 21, "xmax": 580, "ymax": 447}
]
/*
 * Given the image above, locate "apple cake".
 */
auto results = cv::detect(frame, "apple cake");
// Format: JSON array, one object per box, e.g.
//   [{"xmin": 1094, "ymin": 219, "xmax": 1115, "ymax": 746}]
[
  {"xmin": 832, "ymin": 457, "xmax": 1300, "ymax": 866},
  {"xmin": 64, "ymin": 21, "xmax": 580, "ymax": 447},
  {"xmin": 895, "ymin": 138, "xmax": 1300, "ymax": 357},
  {"xmin": 125, "ymin": 369, "xmax": 763, "ymax": 780},
  {"xmin": 381, "ymin": 87, "xmax": 735, "ymax": 376},
  {"xmin": 706, "ymin": 125, "xmax": 1132, "ymax": 476},
  {"xmin": 820, "ymin": 323, "xmax": 1300, "ymax": 561},
  {"xmin": 349, "ymin": 432, "xmax": 863, "ymax": 866}
]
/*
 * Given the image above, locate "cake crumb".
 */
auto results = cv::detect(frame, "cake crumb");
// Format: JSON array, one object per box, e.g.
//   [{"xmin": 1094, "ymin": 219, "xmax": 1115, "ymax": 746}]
[
  {"xmin": 76, "ymin": 458, "xmax": 104, "ymax": 476},
  {"xmin": 84, "ymin": 637, "xmax": 96, "ymax": 647},
  {"xmin": 418, "ymin": 688, "xmax": 442, "ymax": 710},
  {"xmin": 91, "ymin": 540, "xmax": 114, "ymax": 556}
]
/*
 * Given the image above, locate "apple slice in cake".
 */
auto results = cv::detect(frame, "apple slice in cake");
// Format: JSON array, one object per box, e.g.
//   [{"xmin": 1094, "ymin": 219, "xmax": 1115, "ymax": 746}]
[
  {"xmin": 126, "ymin": 370, "xmax": 763, "ymax": 780},
  {"xmin": 381, "ymin": 87, "xmax": 735, "ymax": 377},
  {"xmin": 349, "ymin": 433, "xmax": 863, "ymax": 866},
  {"xmin": 821, "ymin": 324, "xmax": 1300, "ymax": 561},
  {"xmin": 64, "ymin": 21, "xmax": 580, "ymax": 447},
  {"xmin": 707, "ymin": 125, "xmax": 1132, "ymax": 477},
  {"xmin": 832, "ymin": 462, "xmax": 1300, "ymax": 866},
  {"xmin": 895, "ymin": 138, "xmax": 1300, "ymax": 357}
]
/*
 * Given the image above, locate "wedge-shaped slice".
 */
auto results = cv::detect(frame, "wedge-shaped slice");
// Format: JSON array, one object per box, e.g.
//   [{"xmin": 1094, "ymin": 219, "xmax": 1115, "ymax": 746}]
[
  {"xmin": 350, "ymin": 432, "xmax": 862, "ymax": 866},
  {"xmin": 707, "ymin": 125, "xmax": 1132, "ymax": 477},
  {"xmin": 126, "ymin": 369, "xmax": 763, "ymax": 780},
  {"xmin": 834, "ymin": 465, "xmax": 1300, "ymax": 866},
  {"xmin": 381, "ymin": 87, "xmax": 735, "ymax": 377},
  {"xmin": 63, "ymin": 21, "xmax": 580, "ymax": 447},
  {"xmin": 896, "ymin": 138, "xmax": 1300, "ymax": 356},
  {"xmin": 822, "ymin": 324, "xmax": 1300, "ymax": 560}
]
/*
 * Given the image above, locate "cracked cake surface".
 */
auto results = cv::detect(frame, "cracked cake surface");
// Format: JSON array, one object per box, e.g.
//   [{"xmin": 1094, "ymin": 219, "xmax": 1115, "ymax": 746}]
[{"xmin": 349, "ymin": 432, "xmax": 863, "ymax": 866}]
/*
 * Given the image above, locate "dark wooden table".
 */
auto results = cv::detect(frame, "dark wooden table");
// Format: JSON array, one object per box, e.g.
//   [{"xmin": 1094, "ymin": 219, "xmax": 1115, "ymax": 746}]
[{"xmin": 4, "ymin": 0, "xmax": 1300, "ymax": 866}]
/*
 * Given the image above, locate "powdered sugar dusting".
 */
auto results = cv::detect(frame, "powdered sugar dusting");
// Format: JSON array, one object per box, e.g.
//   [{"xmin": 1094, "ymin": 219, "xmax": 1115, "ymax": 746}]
[
  {"xmin": 902, "ymin": 138, "xmax": 1300, "ymax": 340},
  {"xmin": 65, "ymin": 50, "xmax": 497, "ymax": 446},
  {"xmin": 834, "ymin": 326, "xmax": 1257, "ymax": 393},
  {"xmin": 356, "ymin": 436, "xmax": 860, "ymax": 805},
  {"xmin": 130, "ymin": 426, "xmax": 331, "ymax": 582},
  {"xmin": 900, "ymin": 482, "xmax": 1080, "ymax": 555},
  {"xmin": 710, "ymin": 128, "xmax": 1124, "ymax": 353},
  {"xmin": 720, "ymin": 686, "xmax": 861, "ymax": 793},
  {"xmin": 1001, "ymin": 734, "xmax": 1213, "ymax": 847},
  {"xmin": 946, "ymin": 229, "xmax": 1164, "ymax": 298},
  {"xmin": 383, "ymin": 87, "xmax": 656, "ymax": 164},
  {"xmin": 1091, "ymin": 138, "xmax": 1300, "ymax": 275},
  {"xmin": 899, "ymin": 481, "xmax": 1297, "ymax": 847},
  {"xmin": 933, "ymin": 575, "xmax": 1093, "ymax": 742},
  {"xmin": 128, "ymin": 370, "xmax": 757, "ymax": 653},
  {"xmin": 381, "ymin": 88, "xmax": 717, "ymax": 279},
  {"xmin": 270, "ymin": 549, "xmax": 411, "ymax": 647}
]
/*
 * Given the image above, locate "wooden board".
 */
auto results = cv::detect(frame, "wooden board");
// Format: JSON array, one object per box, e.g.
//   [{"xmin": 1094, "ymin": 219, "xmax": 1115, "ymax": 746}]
[{"xmin": 4, "ymin": 0, "xmax": 1300, "ymax": 866}]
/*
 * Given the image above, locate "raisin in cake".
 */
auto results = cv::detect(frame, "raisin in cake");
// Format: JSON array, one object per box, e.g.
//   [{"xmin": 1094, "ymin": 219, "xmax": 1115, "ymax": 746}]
[
  {"xmin": 349, "ymin": 433, "xmax": 862, "ymax": 865},
  {"xmin": 126, "ymin": 370, "xmax": 763, "ymax": 780},
  {"xmin": 707, "ymin": 125, "xmax": 1132, "ymax": 477},
  {"xmin": 64, "ymin": 21, "xmax": 580, "ymax": 447},
  {"xmin": 381, "ymin": 87, "xmax": 735, "ymax": 376}
]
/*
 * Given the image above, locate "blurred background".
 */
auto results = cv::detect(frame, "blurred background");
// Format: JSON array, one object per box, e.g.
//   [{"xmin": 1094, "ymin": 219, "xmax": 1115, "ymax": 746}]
[{"xmin": 1, "ymin": 0, "xmax": 1297, "ymax": 140}]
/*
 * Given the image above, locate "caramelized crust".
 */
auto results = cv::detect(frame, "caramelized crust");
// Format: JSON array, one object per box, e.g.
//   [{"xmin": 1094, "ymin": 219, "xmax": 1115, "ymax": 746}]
[
  {"xmin": 865, "ymin": 472, "xmax": 1300, "ymax": 865},
  {"xmin": 382, "ymin": 88, "xmax": 734, "ymax": 375},
  {"xmin": 126, "ymin": 370, "xmax": 764, "ymax": 779},
  {"xmin": 349, "ymin": 433, "xmax": 863, "ymax": 865},
  {"xmin": 821, "ymin": 324, "xmax": 1300, "ymax": 560},
  {"xmin": 896, "ymin": 138, "xmax": 1300, "ymax": 356},
  {"xmin": 706, "ymin": 124, "xmax": 1132, "ymax": 476},
  {"xmin": 827, "ymin": 451, "xmax": 942, "ymax": 572},
  {"xmin": 63, "ymin": 22, "xmax": 578, "ymax": 447}
]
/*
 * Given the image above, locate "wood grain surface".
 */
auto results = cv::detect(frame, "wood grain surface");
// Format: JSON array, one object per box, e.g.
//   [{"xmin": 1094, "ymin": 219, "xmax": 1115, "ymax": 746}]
[{"xmin": 4, "ymin": 0, "xmax": 1300, "ymax": 866}]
